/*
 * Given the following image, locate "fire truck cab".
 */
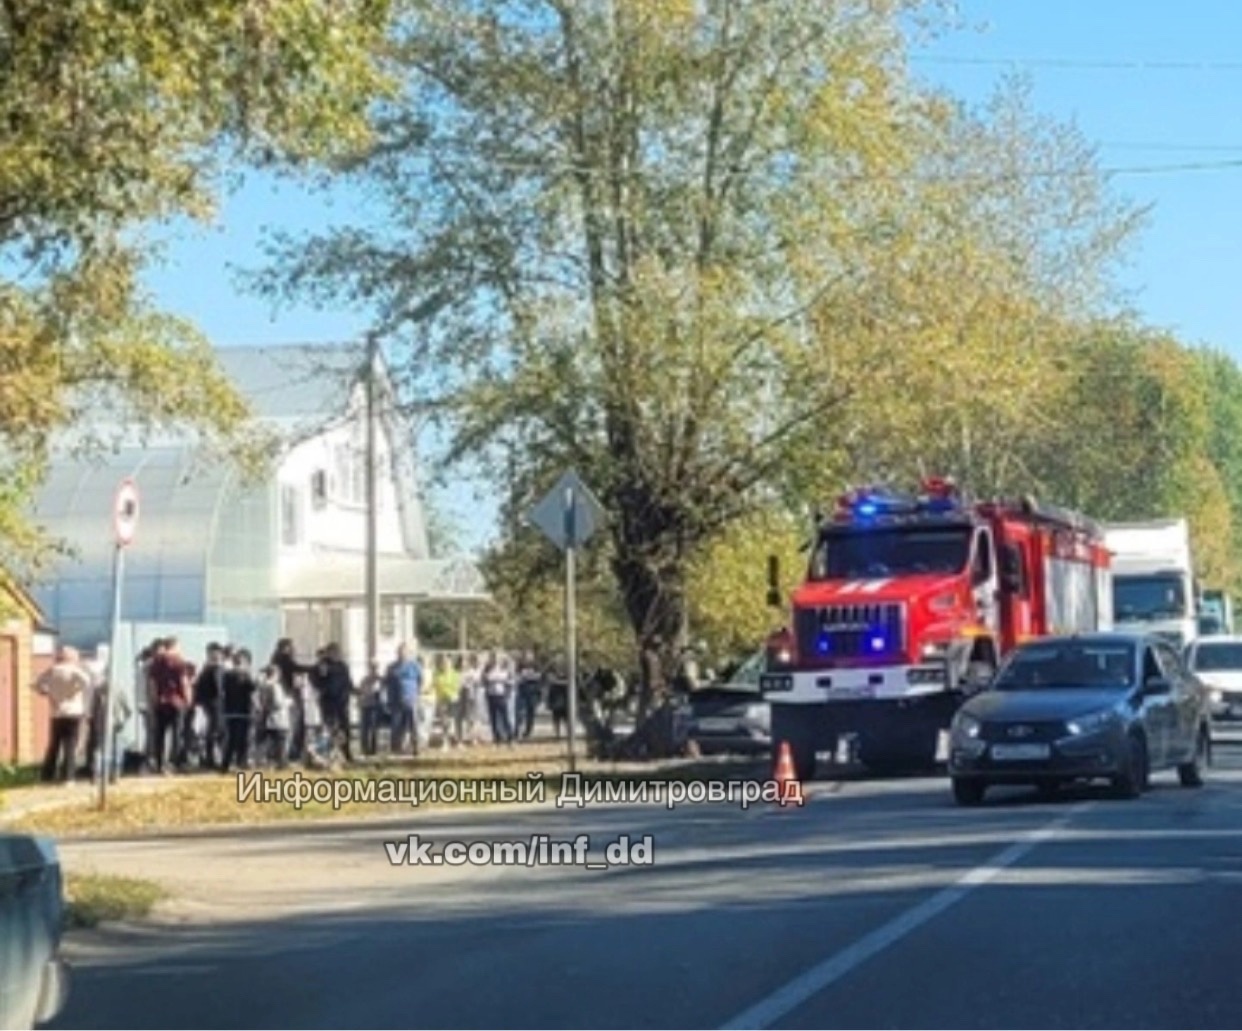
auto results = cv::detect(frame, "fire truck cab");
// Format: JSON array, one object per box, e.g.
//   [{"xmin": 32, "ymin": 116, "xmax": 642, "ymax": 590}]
[{"xmin": 759, "ymin": 478, "xmax": 1113, "ymax": 779}]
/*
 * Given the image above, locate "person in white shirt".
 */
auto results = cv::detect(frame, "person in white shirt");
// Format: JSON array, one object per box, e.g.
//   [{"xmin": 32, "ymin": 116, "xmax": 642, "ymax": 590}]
[
  {"xmin": 484, "ymin": 651, "xmax": 514, "ymax": 745},
  {"xmin": 34, "ymin": 646, "xmax": 93, "ymax": 784}
]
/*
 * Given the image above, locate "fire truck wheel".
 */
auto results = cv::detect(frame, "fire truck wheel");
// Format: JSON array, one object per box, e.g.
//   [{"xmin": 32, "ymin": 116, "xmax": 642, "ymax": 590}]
[
  {"xmin": 1111, "ymin": 732, "xmax": 1149, "ymax": 800},
  {"xmin": 951, "ymin": 778, "xmax": 987, "ymax": 806},
  {"xmin": 791, "ymin": 740, "xmax": 816, "ymax": 782}
]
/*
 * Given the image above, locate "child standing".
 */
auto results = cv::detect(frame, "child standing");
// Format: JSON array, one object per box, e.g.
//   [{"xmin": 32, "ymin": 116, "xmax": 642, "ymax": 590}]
[{"xmin": 260, "ymin": 666, "xmax": 292, "ymax": 769}]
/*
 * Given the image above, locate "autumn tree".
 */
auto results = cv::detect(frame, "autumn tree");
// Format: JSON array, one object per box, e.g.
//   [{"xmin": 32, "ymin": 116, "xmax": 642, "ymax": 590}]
[
  {"xmin": 783, "ymin": 77, "xmax": 1144, "ymax": 505},
  {"xmin": 0, "ymin": 0, "xmax": 395, "ymax": 573},
  {"xmin": 684, "ymin": 508, "xmax": 805, "ymax": 662},
  {"xmin": 256, "ymin": 0, "xmax": 960, "ymax": 663},
  {"xmin": 1031, "ymin": 326, "xmax": 1238, "ymax": 590}
]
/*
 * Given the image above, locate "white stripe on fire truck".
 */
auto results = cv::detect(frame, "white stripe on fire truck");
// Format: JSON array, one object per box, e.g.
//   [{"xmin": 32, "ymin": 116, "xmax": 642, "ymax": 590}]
[{"xmin": 859, "ymin": 579, "xmax": 891, "ymax": 594}]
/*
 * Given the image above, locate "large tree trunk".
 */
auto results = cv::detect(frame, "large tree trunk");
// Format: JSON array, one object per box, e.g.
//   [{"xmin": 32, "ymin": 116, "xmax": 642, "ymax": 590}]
[{"xmin": 611, "ymin": 548, "xmax": 690, "ymax": 759}]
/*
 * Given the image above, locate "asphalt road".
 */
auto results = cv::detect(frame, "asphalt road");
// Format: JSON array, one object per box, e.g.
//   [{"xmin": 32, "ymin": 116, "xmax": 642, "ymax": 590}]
[{"xmin": 49, "ymin": 730, "xmax": 1242, "ymax": 1030}]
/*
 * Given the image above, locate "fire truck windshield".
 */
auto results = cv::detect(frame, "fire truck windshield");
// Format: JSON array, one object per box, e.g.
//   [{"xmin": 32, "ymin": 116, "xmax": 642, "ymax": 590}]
[{"xmin": 810, "ymin": 526, "xmax": 972, "ymax": 580}]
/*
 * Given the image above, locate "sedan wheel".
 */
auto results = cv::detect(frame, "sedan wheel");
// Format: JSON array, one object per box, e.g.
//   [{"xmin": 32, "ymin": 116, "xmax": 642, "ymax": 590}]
[
  {"xmin": 952, "ymin": 778, "xmax": 986, "ymax": 807},
  {"xmin": 1177, "ymin": 726, "xmax": 1209, "ymax": 788},
  {"xmin": 1111, "ymin": 733, "xmax": 1148, "ymax": 800}
]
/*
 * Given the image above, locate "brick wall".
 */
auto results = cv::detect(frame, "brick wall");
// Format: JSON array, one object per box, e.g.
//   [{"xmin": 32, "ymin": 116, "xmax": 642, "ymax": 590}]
[{"xmin": 0, "ymin": 598, "xmax": 54, "ymax": 765}]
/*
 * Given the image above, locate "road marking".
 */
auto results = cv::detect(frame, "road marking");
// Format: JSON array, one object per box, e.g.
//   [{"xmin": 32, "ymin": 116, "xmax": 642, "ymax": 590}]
[{"xmin": 718, "ymin": 803, "xmax": 1089, "ymax": 1030}]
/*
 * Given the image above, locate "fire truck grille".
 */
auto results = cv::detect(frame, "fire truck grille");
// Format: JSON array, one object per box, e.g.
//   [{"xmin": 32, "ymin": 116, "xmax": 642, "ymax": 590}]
[{"xmin": 797, "ymin": 602, "xmax": 906, "ymax": 661}]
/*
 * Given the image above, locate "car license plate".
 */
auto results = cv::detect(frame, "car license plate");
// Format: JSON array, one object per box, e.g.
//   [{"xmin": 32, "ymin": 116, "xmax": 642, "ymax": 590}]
[
  {"xmin": 696, "ymin": 718, "xmax": 736, "ymax": 732},
  {"xmin": 829, "ymin": 685, "xmax": 875, "ymax": 700},
  {"xmin": 990, "ymin": 743, "xmax": 1051, "ymax": 761}
]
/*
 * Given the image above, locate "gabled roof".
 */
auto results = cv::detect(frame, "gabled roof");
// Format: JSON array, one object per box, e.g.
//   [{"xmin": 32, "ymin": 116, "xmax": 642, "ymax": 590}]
[
  {"xmin": 213, "ymin": 343, "xmax": 366, "ymax": 422},
  {"xmin": 0, "ymin": 571, "xmax": 49, "ymax": 627}
]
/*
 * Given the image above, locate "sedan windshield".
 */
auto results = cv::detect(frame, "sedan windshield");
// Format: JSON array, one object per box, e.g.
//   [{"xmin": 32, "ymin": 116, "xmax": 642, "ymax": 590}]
[
  {"xmin": 993, "ymin": 641, "xmax": 1135, "ymax": 691},
  {"xmin": 1190, "ymin": 642, "xmax": 1242, "ymax": 672}
]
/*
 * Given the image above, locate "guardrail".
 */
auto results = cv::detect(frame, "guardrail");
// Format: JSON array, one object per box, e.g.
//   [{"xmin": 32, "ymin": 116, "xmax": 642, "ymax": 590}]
[{"xmin": 0, "ymin": 834, "xmax": 69, "ymax": 1029}]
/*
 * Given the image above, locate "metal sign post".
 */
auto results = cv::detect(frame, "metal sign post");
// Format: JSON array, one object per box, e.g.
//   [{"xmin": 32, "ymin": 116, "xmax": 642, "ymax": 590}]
[
  {"xmin": 528, "ymin": 469, "xmax": 605, "ymax": 775},
  {"xmin": 563, "ymin": 484, "xmax": 579, "ymax": 773},
  {"xmin": 100, "ymin": 479, "xmax": 139, "ymax": 811}
]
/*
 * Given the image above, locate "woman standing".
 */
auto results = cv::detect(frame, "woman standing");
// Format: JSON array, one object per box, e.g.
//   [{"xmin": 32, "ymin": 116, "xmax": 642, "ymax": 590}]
[{"xmin": 456, "ymin": 655, "xmax": 482, "ymax": 746}]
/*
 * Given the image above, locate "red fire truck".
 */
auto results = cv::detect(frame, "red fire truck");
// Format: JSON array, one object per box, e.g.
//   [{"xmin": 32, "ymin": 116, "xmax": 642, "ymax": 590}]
[{"xmin": 758, "ymin": 477, "xmax": 1113, "ymax": 778}]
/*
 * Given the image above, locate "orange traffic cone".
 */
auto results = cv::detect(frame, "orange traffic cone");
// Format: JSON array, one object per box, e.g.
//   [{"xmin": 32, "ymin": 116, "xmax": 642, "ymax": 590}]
[{"xmin": 771, "ymin": 740, "xmax": 805, "ymax": 808}]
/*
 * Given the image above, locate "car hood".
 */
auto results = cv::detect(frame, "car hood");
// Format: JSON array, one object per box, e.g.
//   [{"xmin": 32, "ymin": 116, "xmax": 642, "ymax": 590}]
[
  {"xmin": 1197, "ymin": 671, "xmax": 1242, "ymax": 691},
  {"xmin": 964, "ymin": 688, "xmax": 1128, "ymax": 722}
]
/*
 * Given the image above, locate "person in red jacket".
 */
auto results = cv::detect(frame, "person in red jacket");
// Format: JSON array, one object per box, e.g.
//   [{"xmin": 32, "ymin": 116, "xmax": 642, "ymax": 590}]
[{"xmin": 149, "ymin": 637, "xmax": 190, "ymax": 773}]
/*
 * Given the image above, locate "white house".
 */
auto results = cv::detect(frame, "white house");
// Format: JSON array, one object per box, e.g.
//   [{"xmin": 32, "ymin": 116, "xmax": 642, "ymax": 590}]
[{"xmin": 28, "ymin": 343, "xmax": 488, "ymax": 682}]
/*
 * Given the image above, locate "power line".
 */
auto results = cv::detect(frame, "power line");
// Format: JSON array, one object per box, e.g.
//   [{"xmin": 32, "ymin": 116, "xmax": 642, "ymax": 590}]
[
  {"xmin": 1099, "ymin": 142, "xmax": 1242, "ymax": 153},
  {"xmin": 912, "ymin": 53, "xmax": 1242, "ymax": 72},
  {"xmin": 816, "ymin": 158, "xmax": 1242, "ymax": 182}
]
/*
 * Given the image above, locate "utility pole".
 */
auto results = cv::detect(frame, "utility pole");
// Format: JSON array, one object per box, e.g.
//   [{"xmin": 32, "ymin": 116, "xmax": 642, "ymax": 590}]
[{"xmin": 364, "ymin": 335, "xmax": 380, "ymax": 665}]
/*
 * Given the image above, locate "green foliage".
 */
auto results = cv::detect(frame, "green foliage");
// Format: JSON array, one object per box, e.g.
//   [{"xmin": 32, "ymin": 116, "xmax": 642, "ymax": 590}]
[
  {"xmin": 0, "ymin": 0, "xmax": 396, "ymax": 575},
  {"xmin": 254, "ymin": 0, "xmax": 1242, "ymax": 657},
  {"xmin": 686, "ymin": 509, "xmax": 807, "ymax": 658}
]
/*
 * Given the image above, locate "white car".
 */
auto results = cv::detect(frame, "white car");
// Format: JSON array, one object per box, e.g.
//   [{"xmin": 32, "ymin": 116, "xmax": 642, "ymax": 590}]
[
  {"xmin": 0, "ymin": 835, "xmax": 69, "ymax": 1029},
  {"xmin": 1184, "ymin": 635, "xmax": 1242, "ymax": 721}
]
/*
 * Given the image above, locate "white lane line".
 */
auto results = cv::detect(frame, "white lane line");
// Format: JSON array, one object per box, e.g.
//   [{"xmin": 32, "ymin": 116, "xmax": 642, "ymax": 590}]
[{"xmin": 718, "ymin": 802, "xmax": 1090, "ymax": 1030}]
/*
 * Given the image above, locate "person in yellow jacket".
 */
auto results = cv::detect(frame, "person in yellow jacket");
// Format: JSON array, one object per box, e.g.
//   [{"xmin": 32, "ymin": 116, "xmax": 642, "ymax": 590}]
[{"xmin": 432, "ymin": 655, "xmax": 462, "ymax": 749}]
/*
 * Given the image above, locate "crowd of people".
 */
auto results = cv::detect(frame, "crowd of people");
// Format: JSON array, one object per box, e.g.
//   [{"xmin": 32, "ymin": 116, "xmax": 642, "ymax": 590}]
[
  {"xmin": 124, "ymin": 636, "xmax": 570, "ymax": 776},
  {"xmin": 32, "ymin": 631, "xmax": 710, "ymax": 784}
]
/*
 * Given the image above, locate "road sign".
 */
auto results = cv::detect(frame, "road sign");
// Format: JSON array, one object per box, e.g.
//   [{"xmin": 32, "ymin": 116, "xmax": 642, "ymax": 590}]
[
  {"xmin": 527, "ymin": 468, "xmax": 605, "ymax": 775},
  {"xmin": 113, "ymin": 478, "xmax": 139, "ymax": 548},
  {"xmin": 528, "ymin": 469, "xmax": 605, "ymax": 552}
]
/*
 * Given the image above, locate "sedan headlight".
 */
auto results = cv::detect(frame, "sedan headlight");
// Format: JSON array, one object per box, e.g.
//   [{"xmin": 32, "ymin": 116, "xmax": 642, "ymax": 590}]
[
  {"xmin": 744, "ymin": 703, "xmax": 767, "ymax": 721},
  {"xmin": 951, "ymin": 712, "xmax": 981, "ymax": 739},
  {"xmin": 1065, "ymin": 710, "xmax": 1113, "ymax": 736},
  {"xmin": 1210, "ymin": 689, "xmax": 1224, "ymax": 705}
]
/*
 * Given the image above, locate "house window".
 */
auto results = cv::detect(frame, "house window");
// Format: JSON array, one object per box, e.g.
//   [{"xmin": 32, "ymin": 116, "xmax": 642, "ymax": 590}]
[
  {"xmin": 311, "ymin": 470, "xmax": 328, "ymax": 508},
  {"xmin": 330, "ymin": 438, "xmax": 378, "ymax": 507},
  {"xmin": 380, "ymin": 600, "xmax": 396, "ymax": 637},
  {"xmin": 280, "ymin": 484, "xmax": 303, "ymax": 546}
]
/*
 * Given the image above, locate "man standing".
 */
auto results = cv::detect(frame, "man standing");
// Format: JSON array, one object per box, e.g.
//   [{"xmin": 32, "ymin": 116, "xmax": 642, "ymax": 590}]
[
  {"xmin": 149, "ymin": 637, "xmax": 190, "ymax": 773},
  {"xmin": 221, "ymin": 649, "xmax": 259, "ymax": 772},
  {"xmin": 191, "ymin": 644, "xmax": 227, "ymax": 769},
  {"xmin": 317, "ymin": 643, "xmax": 355, "ymax": 762},
  {"xmin": 34, "ymin": 646, "xmax": 92, "ymax": 783},
  {"xmin": 386, "ymin": 643, "xmax": 422, "ymax": 757},
  {"xmin": 515, "ymin": 652, "xmax": 542, "ymax": 740},
  {"xmin": 358, "ymin": 658, "xmax": 384, "ymax": 757}
]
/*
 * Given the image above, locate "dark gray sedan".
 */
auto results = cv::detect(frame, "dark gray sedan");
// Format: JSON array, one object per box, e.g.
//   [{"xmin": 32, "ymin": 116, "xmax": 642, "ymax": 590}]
[
  {"xmin": 684, "ymin": 651, "xmax": 771, "ymax": 756},
  {"xmin": 948, "ymin": 632, "xmax": 1212, "ymax": 806}
]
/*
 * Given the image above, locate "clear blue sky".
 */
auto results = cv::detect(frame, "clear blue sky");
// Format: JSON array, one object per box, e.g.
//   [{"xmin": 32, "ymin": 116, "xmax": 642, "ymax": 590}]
[{"xmin": 141, "ymin": 0, "xmax": 1242, "ymax": 552}]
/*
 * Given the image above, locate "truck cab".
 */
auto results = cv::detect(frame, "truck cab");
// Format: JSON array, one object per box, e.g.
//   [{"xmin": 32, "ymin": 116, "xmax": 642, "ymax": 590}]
[{"xmin": 1104, "ymin": 520, "xmax": 1197, "ymax": 650}]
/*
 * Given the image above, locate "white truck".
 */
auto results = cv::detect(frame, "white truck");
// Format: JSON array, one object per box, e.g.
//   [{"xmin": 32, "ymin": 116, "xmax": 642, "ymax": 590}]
[{"xmin": 1103, "ymin": 519, "xmax": 1198, "ymax": 649}]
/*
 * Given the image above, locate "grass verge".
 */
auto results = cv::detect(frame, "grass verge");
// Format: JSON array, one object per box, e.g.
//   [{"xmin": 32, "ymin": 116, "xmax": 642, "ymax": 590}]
[
  {"xmin": 64, "ymin": 873, "xmax": 168, "ymax": 929},
  {"xmin": 9, "ymin": 748, "xmax": 762, "ymax": 838}
]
